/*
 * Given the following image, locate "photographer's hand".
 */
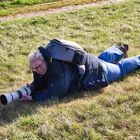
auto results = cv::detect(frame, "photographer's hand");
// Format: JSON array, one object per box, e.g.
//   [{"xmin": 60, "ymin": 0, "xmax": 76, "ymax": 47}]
[{"xmin": 21, "ymin": 95, "xmax": 33, "ymax": 101}]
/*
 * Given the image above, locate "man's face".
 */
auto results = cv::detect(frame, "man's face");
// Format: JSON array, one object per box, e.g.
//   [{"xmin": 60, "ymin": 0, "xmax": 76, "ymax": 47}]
[{"xmin": 31, "ymin": 59, "xmax": 47, "ymax": 75}]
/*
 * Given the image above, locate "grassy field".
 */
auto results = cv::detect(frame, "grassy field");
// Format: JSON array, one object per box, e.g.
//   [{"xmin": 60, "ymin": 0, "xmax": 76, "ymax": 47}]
[
  {"xmin": 0, "ymin": 0, "xmax": 101, "ymax": 16},
  {"xmin": 0, "ymin": 0, "xmax": 140, "ymax": 139}
]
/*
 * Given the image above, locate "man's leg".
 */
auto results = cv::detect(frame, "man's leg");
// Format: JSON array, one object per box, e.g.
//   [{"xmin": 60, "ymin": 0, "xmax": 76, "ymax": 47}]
[
  {"xmin": 98, "ymin": 44, "xmax": 129, "ymax": 64},
  {"xmin": 102, "ymin": 55, "xmax": 140, "ymax": 83},
  {"xmin": 118, "ymin": 56, "xmax": 140, "ymax": 76}
]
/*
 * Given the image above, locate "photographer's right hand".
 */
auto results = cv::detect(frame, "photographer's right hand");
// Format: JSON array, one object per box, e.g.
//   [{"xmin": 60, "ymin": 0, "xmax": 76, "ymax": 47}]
[{"xmin": 21, "ymin": 95, "xmax": 33, "ymax": 101}]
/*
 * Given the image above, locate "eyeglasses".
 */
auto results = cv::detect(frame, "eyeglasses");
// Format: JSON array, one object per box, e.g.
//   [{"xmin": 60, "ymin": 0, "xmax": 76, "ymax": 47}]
[{"xmin": 32, "ymin": 60, "xmax": 44, "ymax": 72}]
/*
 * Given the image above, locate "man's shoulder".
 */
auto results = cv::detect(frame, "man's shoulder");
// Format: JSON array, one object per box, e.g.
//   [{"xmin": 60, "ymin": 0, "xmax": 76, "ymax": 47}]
[{"xmin": 47, "ymin": 59, "xmax": 65, "ymax": 76}]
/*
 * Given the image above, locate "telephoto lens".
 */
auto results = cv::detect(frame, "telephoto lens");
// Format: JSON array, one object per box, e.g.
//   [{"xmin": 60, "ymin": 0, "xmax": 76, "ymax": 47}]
[{"xmin": 0, "ymin": 85, "xmax": 31, "ymax": 105}]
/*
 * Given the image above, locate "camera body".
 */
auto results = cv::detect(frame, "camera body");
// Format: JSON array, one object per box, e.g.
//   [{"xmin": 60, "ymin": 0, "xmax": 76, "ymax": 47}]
[{"xmin": 0, "ymin": 85, "xmax": 31, "ymax": 105}]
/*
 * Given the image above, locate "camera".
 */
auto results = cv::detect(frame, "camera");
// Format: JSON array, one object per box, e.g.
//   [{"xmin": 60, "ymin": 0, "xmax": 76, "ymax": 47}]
[{"xmin": 0, "ymin": 85, "xmax": 31, "ymax": 105}]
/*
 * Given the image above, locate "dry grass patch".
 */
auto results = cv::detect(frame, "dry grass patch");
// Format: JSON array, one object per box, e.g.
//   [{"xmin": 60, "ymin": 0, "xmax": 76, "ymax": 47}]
[{"xmin": 0, "ymin": 0, "xmax": 103, "ymax": 16}]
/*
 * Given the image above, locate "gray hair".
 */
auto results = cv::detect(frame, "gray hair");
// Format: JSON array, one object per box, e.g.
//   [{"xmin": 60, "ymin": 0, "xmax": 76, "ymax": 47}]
[{"xmin": 28, "ymin": 50, "xmax": 44, "ymax": 68}]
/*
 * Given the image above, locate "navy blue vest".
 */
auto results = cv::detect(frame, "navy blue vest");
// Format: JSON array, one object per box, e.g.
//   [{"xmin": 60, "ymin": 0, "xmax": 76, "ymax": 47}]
[{"xmin": 38, "ymin": 47, "xmax": 108, "ymax": 91}]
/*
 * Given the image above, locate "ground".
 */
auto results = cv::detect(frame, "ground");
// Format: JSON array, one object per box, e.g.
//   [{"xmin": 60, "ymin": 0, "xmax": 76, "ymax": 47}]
[{"xmin": 0, "ymin": 0, "xmax": 125, "ymax": 22}]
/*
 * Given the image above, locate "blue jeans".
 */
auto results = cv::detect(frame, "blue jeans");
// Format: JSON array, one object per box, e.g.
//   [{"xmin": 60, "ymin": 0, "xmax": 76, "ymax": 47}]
[{"xmin": 98, "ymin": 45, "xmax": 140, "ymax": 83}]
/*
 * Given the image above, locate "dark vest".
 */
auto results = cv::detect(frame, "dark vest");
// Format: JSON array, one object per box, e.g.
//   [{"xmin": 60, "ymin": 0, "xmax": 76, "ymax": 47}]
[
  {"xmin": 80, "ymin": 53, "xmax": 108, "ymax": 90},
  {"xmin": 39, "ymin": 46, "xmax": 108, "ymax": 91}
]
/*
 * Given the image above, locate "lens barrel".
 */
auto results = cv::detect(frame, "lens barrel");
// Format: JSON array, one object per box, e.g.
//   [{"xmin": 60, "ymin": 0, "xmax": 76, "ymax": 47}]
[{"xmin": 0, "ymin": 85, "xmax": 31, "ymax": 105}]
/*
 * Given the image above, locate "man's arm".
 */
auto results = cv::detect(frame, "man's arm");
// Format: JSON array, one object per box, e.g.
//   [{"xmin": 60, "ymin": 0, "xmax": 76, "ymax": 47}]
[{"xmin": 31, "ymin": 75, "xmax": 69, "ymax": 101}]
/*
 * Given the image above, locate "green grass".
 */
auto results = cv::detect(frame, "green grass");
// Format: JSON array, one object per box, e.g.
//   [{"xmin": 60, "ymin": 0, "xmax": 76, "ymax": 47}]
[
  {"xmin": 0, "ymin": 0, "xmax": 140, "ymax": 139},
  {"xmin": 0, "ymin": 0, "xmax": 61, "ymax": 7},
  {"xmin": 0, "ymin": 0, "xmax": 101, "ymax": 16}
]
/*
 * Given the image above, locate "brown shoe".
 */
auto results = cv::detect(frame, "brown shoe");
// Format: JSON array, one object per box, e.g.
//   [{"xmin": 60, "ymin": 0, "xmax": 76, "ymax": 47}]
[{"xmin": 117, "ymin": 44, "xmax": 129, "ymax": 58}]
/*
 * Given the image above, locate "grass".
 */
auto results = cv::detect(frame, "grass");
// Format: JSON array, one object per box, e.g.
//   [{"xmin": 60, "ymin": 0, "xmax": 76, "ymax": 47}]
[
  {"xmin": 0, "ymin": 0, "xmax": 101, "ymax": 16},
  {"xmin": 0, "ymin": 0, "xmax": 60, "ymax": 7},
  {"xmin": 0, "ymin": 0, "xmax": 140, "ymax": 139}
]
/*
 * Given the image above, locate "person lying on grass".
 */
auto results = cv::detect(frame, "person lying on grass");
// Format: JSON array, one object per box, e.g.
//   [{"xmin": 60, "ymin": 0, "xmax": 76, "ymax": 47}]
[{"xmin": 22, "ymin": 39, "xmax": 140, "ymax": 101}]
